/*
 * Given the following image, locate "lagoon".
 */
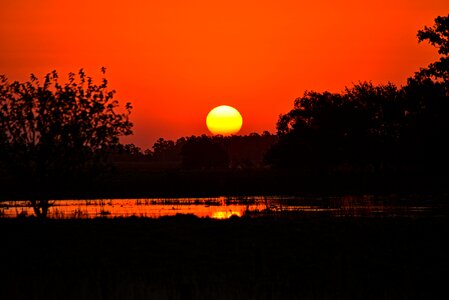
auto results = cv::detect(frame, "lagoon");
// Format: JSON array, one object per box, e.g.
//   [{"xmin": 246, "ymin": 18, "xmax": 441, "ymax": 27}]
[{"xmin": 1, "ymin": 195, "xmax": 445, "ymax": 219}]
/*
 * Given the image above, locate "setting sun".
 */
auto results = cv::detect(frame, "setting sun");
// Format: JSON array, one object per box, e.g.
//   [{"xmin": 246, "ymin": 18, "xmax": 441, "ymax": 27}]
[{"xmin": 206, "ymin": 105, "xmax": 243, "ymax": 135}]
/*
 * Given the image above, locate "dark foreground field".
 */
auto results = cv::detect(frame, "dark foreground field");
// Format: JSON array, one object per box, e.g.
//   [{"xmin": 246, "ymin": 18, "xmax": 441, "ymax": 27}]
[{"xmin": 1, "ymin": 215, "xmax": 448, "ymax": 300}]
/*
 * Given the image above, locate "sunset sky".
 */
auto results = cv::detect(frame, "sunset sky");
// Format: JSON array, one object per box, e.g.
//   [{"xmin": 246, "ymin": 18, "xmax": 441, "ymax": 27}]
[{"xmin": 1, "ymin": 0, "xmax": 448, "ymax": 149}]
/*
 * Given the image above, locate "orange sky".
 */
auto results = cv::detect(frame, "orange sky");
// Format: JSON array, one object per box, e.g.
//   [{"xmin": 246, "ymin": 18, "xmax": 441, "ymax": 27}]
[{"xmin": 1, "ymin": 0, "xmax": 448, "ymax": 149}]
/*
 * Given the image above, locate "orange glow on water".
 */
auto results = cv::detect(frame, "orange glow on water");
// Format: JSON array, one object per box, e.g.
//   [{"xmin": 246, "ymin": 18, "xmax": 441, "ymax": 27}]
[
  {"xmin": 211, "ymin": 210, "xmax": 242, "ymax": 219},
  {"xmin": 0, "ymin": 198, "xmax": 258, "ymax": 219},
  {"xmin": 0, "ymin": 196, "xmax": 442, "ymax": 219}
]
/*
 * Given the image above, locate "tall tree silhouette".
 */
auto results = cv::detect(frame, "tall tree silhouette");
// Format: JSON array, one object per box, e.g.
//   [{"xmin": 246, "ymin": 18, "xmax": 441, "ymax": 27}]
[
  {"xmin": 0, "ymin": 69, "xmax": 133, "ymax": 217},
  {"xmin": 416, "ymin": 14, "xmax": 449, "ymax": 82},
  {"xmin": 267, "ymin": 14, "xmax": 449, "ymax": 177},
  {"xmin": 403, "ymin": 14, "xmax": 449, "ymax": 172}
]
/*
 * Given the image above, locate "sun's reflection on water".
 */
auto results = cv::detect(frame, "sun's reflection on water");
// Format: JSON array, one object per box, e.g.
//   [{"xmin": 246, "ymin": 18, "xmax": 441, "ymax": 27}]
[
  {"xmin": 0, "ymin": 198, "xmax": 261, "ymax": 219},
  {"xmin": 0, "ymin": 195, "xmax": 441, "ymax": 219},
  {"xmin": 211, "ymin": 210, "xmax": 242, "ymax": 219}
]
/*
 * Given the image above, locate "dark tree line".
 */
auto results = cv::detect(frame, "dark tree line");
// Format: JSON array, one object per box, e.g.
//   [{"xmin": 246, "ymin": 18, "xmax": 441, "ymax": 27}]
[
  {"xmin": 266, "ymin": 15, "xmax": 449, "ymax": 176},
  {"xmin": 113, "ymin": 132, "xmax": 278, "ymax": 169}
]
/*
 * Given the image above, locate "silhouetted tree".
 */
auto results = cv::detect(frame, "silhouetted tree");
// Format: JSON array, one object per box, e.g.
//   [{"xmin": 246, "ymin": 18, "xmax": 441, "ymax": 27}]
[
  {"xmin": 151, "ymin": 138, "xmax": 184, "ymax": 162},
  {"xmin": 267, "ymin": 14, "xmax": 449, "ymax": 177},
  {"xmin": 223, "ymin": 132, "xmax": 278, "ymax": 168},
  {"xmin": 109, "ymin": 143, "xmax": 150, "ymax": 162},
  {"xmin": 415, "ymin": 14, "xmax": 449, "ymax": 82},
  {"xmin": 0, "ymin": 69, "xmax": 133, "ymax": 217},
  {"xmin": 122, "ymin": 144, "xmax": 142, "ymax": 156},
  {"xmin": 402, "ymin": 14, "xmax": 449, "ymax": 172},
  {"xmin": 181, "ymin": 135, "xmax": 229, "ymax": 169}
]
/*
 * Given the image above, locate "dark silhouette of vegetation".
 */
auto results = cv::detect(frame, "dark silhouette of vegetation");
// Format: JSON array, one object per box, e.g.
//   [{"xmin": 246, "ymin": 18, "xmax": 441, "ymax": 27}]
[
  {"xmin": 403, "ymin": 14, "xmax": 449, "ymax": 173},
  {"xmin": 181, "ymin": 135, "xmax": 229, "ymax": 169},
  {"xmin": 266, "ymin": 83, "xmax": 404, "ymax": 172},
  {"xmin": 134, "ymin": 133, "xmax": 277, "ymax": 169},
  {"xmin": 109, "ymin": 143, "xmax": 150, "ymax": 162},
  {"xmin": 266, "ymin": 15, "xmax": 449, "ymax": 180},
  {"xmin": 151, "ymin": 137, "xmax": 182, "ymax": 162},
  {"xmin": 222, "ymin": 131, "xmax": 277, "ymax": 168},
  {"xmin": 416, "ymin": 14, "xmax": 449, "ymax": 82},
  {"xmin": 0, "ymin": 69, "xmax": 133, "ymax": 217},
  {"xmin": 110, "ymin": 133, "xmax": 277, "ymax": 169}
]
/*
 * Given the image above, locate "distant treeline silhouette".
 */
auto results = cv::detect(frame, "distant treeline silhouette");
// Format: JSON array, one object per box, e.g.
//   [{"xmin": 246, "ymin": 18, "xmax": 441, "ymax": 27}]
[{"xmin": 112, "ymin": 132, "xmax": 278, "ymax": 169}]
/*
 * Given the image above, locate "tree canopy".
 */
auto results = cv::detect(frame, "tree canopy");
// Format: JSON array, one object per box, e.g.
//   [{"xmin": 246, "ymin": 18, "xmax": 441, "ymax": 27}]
[
  {"xmin": 0, "ymin": 69, "xmax": 133, "ymax": 217},
  {"xmin": 416, "ymin": 14, "xmax": 449, "ymax": 82},
  {"xmin": 267, "ymin": 15, "xmax": 449, "ymax": 175}
]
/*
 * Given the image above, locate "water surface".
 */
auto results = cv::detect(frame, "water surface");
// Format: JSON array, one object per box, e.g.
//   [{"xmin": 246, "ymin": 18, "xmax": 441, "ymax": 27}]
[{"xmin": 1, "ymin": 195, "xmax": 446, "ymax": 219}]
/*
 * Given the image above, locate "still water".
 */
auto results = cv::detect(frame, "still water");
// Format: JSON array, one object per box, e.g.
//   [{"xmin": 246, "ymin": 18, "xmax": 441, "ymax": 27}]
[{"xmin": 0, "ymin": 195, "xmax": 446, "ymax": 219}]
